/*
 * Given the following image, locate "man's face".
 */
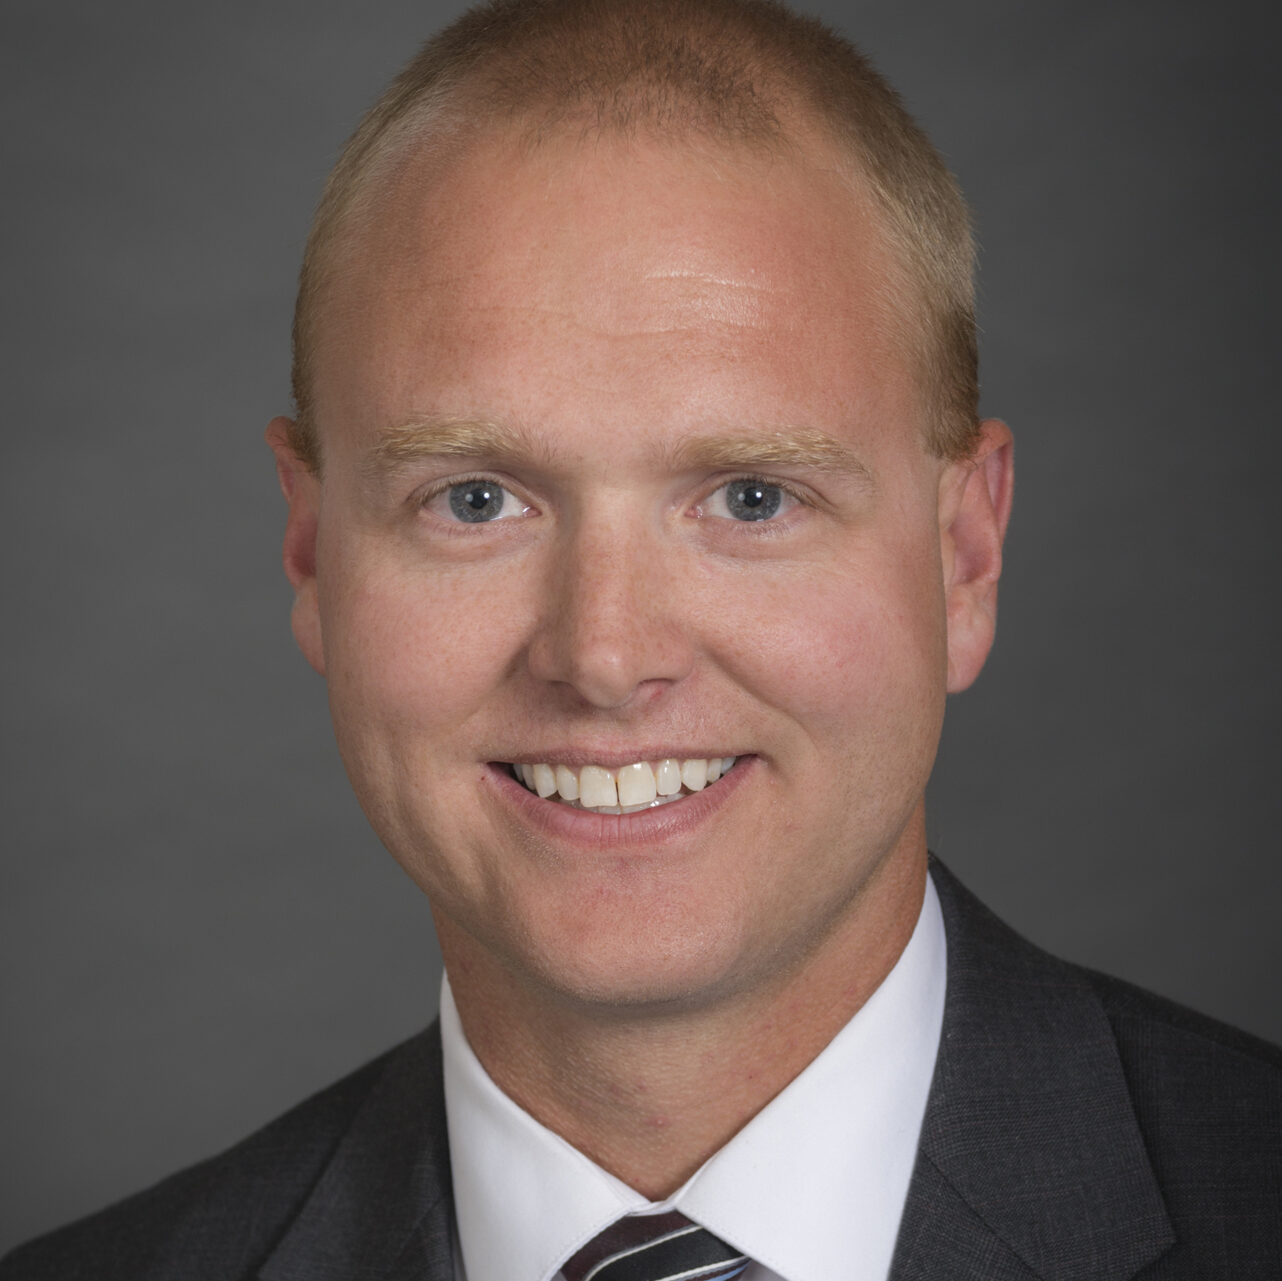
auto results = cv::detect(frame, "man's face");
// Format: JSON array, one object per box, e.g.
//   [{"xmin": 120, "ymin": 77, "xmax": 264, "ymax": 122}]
[{"xmin": 275, "ymin": 129, "xmax": 1004, "ymax": 1014}]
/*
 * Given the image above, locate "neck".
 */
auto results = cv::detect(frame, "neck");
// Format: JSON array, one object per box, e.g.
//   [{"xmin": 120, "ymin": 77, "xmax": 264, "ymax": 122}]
[{"xmin": 440, "ymin": 844, "xmax": 927, "ymax": 1200}]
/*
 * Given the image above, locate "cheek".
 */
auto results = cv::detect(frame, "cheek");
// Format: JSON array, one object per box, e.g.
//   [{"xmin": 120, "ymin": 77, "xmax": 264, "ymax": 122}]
[
  {"xmin": 711, "ymin": 538, "xmax": 948, "ymax": 744},
  {"xmin": 318, "ymin": 544, "xmax": 529, "ymax": 752}
]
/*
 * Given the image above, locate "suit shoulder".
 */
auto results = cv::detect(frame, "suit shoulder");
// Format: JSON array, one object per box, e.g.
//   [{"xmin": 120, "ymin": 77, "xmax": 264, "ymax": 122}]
[
  {"xmin": 929, "ymin": 858, "xmax": 1281, "ymax": 1268},
  {"xmin": 1085, "ymin": 968, "xmax": 1282, "ymax": 1263},
  {"xmin": 1086, "ymin": 966, "xmax": 1282, "ymax": 1080},
  {"xmin": 0, "ymin": 1040, "xmax": 408, "ymax": 1281}
]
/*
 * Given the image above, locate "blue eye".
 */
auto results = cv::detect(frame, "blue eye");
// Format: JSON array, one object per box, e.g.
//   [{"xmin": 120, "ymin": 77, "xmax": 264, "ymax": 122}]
[
  {"xmin": 718, "ymin": 479, "xmax": 785, "ymax": 521},
  {"xmin": 449, "ymin": 481, "xmax": 504, "ymax": 522}
]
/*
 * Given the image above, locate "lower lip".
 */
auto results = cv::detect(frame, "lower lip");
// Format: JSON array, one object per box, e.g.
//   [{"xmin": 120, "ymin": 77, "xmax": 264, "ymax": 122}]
[{"xmin": 484, "ymin": 757, "xmax": 756, "ymax": 850}]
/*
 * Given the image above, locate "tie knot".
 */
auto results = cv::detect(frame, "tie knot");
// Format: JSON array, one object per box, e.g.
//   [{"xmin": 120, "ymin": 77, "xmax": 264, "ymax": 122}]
[{"xmin": 561, "ymin": 1211, "xmax": 749, "ymax": 1281}]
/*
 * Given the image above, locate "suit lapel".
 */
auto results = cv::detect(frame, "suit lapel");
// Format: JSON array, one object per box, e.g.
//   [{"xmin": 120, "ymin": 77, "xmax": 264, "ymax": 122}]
[
  {"xmin": 259, "ymin": 1023, "xmax": 456, "ymax": 1281},
  {"xmin": 891, "ymin": 860, "xmax": 1175, "ymax": 1281},
  {"xmin": 891, "ymin": 1156, "xmax": 1040, "ymax": 1280}
]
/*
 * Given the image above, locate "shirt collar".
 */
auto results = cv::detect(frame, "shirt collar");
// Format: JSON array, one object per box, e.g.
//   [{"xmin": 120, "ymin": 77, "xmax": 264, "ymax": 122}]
[
  {"xmin": 443, "ymin": 871, "xmax": 945, "ymax": 1281},
  {"xmin": 442, "ymin": 980, "xmax": 641, "ymax": 1281}
]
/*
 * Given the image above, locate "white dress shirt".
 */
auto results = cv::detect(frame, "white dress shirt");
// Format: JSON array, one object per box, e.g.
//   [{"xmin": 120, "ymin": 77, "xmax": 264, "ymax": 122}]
[{"xmin": 442, "ymin": 871, "xmax": 945, "ymax": 1281}]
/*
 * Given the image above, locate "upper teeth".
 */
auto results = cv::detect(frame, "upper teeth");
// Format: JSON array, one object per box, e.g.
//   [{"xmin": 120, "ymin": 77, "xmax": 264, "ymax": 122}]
[{"xmin": 512, "ymin": 757, "xmax": 737, "ymax": 812}]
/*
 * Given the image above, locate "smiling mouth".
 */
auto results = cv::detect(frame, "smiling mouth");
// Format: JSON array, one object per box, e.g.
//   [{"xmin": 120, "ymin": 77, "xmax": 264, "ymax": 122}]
[{"xmin": 506, "ymin": 757, "xmax": 740, "ymax": 814}]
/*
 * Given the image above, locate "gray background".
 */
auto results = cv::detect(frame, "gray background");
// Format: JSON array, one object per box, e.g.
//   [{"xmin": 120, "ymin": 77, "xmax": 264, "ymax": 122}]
[{"xmin": 3, "ymin": 0, "xmax": 1279, "ymax": 1252}]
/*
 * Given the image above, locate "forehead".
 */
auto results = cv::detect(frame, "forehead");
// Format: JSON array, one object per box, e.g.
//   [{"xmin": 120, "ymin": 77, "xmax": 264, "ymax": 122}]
[{"xmin": 310, "ymin": 127, "xmax": 920, "ymax": 454}]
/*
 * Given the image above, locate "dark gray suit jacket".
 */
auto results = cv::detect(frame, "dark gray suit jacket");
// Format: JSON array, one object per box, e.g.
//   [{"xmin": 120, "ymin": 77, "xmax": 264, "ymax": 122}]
[{"xmin": 4, "ymin": 859, "xmax": 1279, "ymax": 1279}]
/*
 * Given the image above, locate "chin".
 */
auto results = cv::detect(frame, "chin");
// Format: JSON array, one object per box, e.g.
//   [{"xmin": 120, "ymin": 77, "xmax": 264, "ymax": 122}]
[{"xmin": 511, "ymin": 912, "xmax": 770, "ymax": 1018}]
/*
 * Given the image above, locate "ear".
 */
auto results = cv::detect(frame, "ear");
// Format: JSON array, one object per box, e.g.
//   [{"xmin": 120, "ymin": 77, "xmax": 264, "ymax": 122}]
[
  {"xmin": 940, "ymin": 419, "xmax": 1014, "ymax": 693},
  {"xmin": 265, "ymin": 417, "xmax": 325, "ymax": 676}
]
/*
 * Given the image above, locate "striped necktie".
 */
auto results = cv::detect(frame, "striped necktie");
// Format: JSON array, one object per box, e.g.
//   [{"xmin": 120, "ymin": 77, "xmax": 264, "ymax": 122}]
[{"xmin": 561, "ymin": 1210, "xmax": 750, "ymax": 1281}]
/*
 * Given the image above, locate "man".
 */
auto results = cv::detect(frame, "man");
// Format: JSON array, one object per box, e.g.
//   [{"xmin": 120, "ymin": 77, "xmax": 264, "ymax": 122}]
[{"xmin": 4, "ymin": 1, "xmax": 1278, "ymax": 1278}]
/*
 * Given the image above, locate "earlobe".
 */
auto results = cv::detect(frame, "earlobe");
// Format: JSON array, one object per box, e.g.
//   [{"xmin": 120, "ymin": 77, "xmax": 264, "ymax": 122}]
[
  {"xmin": 265, "ymin": 417, "xmax": 326, "ymax": 676},
  {"xmin": 290, "ymin": 583, "xmax": 325, "ymax": 677},
  {"xmin": 942, "ymin": 419, "xmax": 1014, "ymax": 693}
]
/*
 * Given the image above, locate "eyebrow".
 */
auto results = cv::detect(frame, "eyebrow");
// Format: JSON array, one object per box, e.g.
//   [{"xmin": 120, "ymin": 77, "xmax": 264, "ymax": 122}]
[
  {"xmin": 365, "ymin": 416, "xmax": 550, "ymax": 478},
  {"xmin": 366, "ymin": 416, "xmax": 874, "ymax": 486},
  {"xmin": 666, "ymin": 428, "xmax": 875, "ymax": 486}
]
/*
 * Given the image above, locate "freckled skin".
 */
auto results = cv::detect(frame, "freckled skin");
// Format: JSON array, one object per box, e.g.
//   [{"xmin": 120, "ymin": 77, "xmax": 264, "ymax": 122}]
[{"xmin": 269, "ymin": 126, "xmax": 1011, "ymax": 1194}]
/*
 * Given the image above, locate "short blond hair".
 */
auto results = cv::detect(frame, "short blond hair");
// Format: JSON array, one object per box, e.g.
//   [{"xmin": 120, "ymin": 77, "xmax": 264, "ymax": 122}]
[{"xmin": 289, "ymin": 0, "xmax": 979, "ymax": 471}]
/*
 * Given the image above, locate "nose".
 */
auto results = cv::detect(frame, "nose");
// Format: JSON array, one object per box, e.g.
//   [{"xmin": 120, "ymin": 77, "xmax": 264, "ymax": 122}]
[{"xmin": 525, "ymin": 515, "xmax": 695, "ymax": 710}]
